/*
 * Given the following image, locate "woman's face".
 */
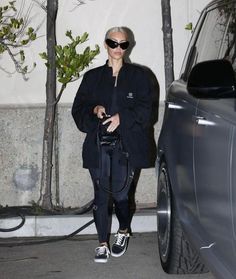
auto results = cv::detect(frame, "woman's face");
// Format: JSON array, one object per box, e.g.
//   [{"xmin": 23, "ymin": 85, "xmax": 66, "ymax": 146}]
[{"xmin": 105, "ymin": 31, "xmax": 128, "ymax": 61}]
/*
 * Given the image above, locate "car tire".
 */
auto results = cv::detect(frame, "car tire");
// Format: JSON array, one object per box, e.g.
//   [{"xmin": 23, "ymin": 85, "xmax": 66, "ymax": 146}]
[{"xmin": 157, "ymin": 161, "xmax": 208, "ymax": 274}]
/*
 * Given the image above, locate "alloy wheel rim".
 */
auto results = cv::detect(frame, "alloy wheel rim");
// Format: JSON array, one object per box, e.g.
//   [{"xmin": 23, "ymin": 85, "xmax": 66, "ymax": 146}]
[{"xmin": 157, "ymin": 167, "xmax": 171, "ymax": 263}]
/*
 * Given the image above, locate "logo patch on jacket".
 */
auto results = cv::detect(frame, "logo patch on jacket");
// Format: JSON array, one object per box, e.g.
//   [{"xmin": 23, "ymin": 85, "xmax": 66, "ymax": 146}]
[{"xmin": 127, "ymin": 92, "xmax": 134, "ymax": 99}]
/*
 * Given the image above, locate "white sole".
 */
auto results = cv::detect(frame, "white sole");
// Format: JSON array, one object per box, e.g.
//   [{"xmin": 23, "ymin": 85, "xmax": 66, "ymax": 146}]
[
  {"xmin": 94, "ymin": 258, "xmax": 108, "ymax": 263},
  {"xmin": 111, "ymin": 248, "xmax": 127, "ymax": 257}
]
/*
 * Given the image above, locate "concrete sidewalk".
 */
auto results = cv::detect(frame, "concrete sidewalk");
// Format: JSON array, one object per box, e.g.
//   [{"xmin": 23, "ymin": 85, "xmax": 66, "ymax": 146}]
[
  {"xmin": 0, "ymin": 208, "xmax": 215, "ymax": 279},
  {"xmin": 0, "ymin": 210, "xmax": 157, "ymax": 238},
  {"xmin": 0, "ymin": 232, "xmax": 215, "ymax": 279}
]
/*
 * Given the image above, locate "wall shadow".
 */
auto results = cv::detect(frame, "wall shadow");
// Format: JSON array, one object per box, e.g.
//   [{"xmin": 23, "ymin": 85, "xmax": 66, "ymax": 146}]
[
  {"xmin": 128, "ymin": 65, "xmax": 159, "ymax": 230},
  {"xmin": 122, "ymin": 26, "xmax": 160, "ymax": 231}
]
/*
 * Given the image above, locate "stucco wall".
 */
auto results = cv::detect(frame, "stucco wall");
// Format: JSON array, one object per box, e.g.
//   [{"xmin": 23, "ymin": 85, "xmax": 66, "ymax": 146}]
[
  {"xmin": 0, "ymin": 103, "xmax": 164, "ymax": 207},
  {"xmin": 0, "ymin": 0, "xmax": 210, "ymax": 104},
  {"xmin": 0, "ymin": 0, "xmax": 210, "ymax": 207}
]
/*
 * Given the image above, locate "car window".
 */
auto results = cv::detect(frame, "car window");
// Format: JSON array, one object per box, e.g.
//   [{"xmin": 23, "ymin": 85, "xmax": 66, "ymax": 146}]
[
  {"xmin": 194, "ymin": 8, "xmax": 229, "ymax": 63},
  {"xmin": 181, "ymin": 4, "xmax": 232, "ymax": 80},
  {"xmin": 220, "ymin": 4, "xmax": 236, "ymax": 72},
  {"xmin": 180, "ymin": 11, "xmax": 205, "ymax": 81}
]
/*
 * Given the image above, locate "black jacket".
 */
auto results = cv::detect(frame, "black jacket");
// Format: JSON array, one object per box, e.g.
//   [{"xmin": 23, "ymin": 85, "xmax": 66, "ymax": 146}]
[{"xmin": 72, "ymin": 62, "xmax": 152, "ymax": 169}]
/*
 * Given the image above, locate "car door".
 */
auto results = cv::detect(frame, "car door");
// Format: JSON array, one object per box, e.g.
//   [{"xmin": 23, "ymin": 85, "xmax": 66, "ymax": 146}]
[
  {"xmin": 220, "ymin": 3, "xmax": 236, "ymax": 264},
  {"xmin": 193, "ymin": 1, "xmax": 236, "ymax": 270},
  {"xmin": 194, "ymin": 99, "xmax": 235, "ymax": 268},
  {"xmin": 163, "ymin": 81, "xmax": 198, "ymax": 219},
  {"xmin": 174, "ymin": 1, "xmax": 232, "ymax": 228}
]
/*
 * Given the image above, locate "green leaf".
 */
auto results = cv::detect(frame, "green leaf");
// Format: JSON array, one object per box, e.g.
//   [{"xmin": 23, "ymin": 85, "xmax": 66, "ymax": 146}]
[
  {"xmin": 185, "ymin": 22, "xmax": 193, "ymax": 31},
  {"xmin": 21, "ymin": 39, "xmax": 29, "ymax": 45},
  {"xmin": 65, "ymin": 30, "xmax": 74, "ymax": 41},
  {"xmin": 58, "ymin": 76, "xmax": 71, "ymax": 84},
  {"xmin": 80, "ymin": 32, "xmax": 88, "ymax": 43},
  {"xmin": 0, "ymin": 44, "xmax": 6, "ymax": 53},
  {"xmin": 29, "ymin": 33, "xmax": 36, "ymax": 41},
  {"xmin": 27, "ymin": 27, "xmax": 34, "ymax": 34},
  {"xmin": 39, "ymin": 52, "xmax": 48, "ymax": 60}
]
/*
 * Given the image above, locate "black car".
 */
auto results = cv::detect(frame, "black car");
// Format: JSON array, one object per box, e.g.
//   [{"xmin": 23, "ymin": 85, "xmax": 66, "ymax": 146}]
[{"xmin": 156, "ymin": 1, "xmax": 236, "ymax": 278}]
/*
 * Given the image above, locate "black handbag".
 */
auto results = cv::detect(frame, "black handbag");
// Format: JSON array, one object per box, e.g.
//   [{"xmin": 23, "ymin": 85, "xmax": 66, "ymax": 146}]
[{"xmin": 98, "ymin": 117, "xmax": 120, "ymax": 146}]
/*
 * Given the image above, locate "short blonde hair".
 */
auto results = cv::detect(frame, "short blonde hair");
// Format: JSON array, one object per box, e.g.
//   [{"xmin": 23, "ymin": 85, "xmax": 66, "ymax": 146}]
[{"xmin": 105, "ymin": 27, "xmax": 128, "ymax": 41}]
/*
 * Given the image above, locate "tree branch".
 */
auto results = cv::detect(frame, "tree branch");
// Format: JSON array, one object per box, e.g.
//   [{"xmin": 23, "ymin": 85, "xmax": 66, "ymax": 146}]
[{"xmin": 6, "ymin": 46, "xmax": 28, "ymax": 80}]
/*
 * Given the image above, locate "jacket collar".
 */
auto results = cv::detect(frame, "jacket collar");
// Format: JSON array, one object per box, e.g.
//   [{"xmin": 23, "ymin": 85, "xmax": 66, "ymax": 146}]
[{"xmin": 103, "ymin": 60, "xmax": 128, "ymax": 74}]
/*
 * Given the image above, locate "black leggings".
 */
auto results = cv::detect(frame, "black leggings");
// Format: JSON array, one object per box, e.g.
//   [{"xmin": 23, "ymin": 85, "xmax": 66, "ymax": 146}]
[{"xmin": 89, "ymin": 143, "xmax": 134, "ymax": 243}]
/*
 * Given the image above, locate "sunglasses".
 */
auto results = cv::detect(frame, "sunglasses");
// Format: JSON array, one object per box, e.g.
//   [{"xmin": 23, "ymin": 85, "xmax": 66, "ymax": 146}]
[{"xmin": 105, "ymin": 39, "xmax": 129, "ymax": 50}]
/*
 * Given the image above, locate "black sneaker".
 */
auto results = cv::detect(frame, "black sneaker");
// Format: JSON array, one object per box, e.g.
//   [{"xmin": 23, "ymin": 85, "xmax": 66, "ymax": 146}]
[
  {"xmin": 111, "ymin": 232, "xmax": 130, "ymax": 257},
  {"xmin": 94, "ymin": 245, "xmax": 110, "ymax": 263}
]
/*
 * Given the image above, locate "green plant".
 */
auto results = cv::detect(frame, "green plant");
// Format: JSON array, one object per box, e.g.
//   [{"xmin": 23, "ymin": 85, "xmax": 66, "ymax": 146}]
[
  {"xmin": 40, "ymin": 30, "xmax": 100, "ymax": 103},
  {"xmin": 0, "ymin": 1, "xmax": 37, "ymax": 79}
]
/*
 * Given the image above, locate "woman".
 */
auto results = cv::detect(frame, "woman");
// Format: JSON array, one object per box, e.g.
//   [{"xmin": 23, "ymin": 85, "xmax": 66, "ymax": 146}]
[{"xmin": 72, "ymin": 26, "xmax": 152, "ymax": 263}]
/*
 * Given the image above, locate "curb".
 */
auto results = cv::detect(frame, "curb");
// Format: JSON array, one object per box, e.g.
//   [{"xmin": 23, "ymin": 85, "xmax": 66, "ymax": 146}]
[{"xmin": 0, "ymin": 211, "xmax": 157, "ymax": 238}]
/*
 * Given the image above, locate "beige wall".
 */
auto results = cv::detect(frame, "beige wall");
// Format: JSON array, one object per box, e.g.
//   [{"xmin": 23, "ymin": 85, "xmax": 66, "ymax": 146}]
[
  {"xmin": 0, "ymin": 0, "xmax": 210, "ymax": 207},
  {"xmin": 0, "ymin": 0, "xmax": 210, "ymax": 104},
  {"xmin": 0, "ymin": 103, "xmax": 164, "ymax": 207}
]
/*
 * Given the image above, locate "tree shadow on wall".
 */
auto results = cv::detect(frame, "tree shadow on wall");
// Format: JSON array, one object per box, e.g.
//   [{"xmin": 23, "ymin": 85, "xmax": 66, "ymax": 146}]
[
  {"xmin": 129, "ymin": 67, "xmax": 159, "ymax": 229},
  {"xmin": 122, "ymin": 26, "xmax": 160, "ymax": 230}
]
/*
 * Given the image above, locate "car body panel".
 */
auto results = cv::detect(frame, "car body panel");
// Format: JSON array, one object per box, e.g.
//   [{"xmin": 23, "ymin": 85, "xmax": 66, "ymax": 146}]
[
  {"xmin": 156, "ymin": 0, "xmax": 236, "ymax": 278},
  {"xmin": 194, "ymin": 100, "xmax": 235, "ymax": 268},
  {"xmin": 157, "ymin": 82, "xmax": 236, "ymax": 279},
  {"xmin": 160, "ymin": 81, "xmax": 199, "ymax": 223}
]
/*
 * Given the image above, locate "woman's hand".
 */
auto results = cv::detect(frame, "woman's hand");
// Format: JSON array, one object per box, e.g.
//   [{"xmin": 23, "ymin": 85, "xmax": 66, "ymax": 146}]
[
  {"xmin": 93, "ymin": 105, "xmax": 106, "ymax": 119},
  {"xmin": 103, "ymin": 113, "xmax": 120, "ymax": 133}
]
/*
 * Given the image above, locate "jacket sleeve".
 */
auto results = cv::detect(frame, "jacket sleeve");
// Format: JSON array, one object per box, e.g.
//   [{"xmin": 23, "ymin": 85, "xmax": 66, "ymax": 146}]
[
  {"xmin": 119, "ymin": 69, "xmax": 152, "ymax": 130},
  {"xmin": 71, "ymin": 72, "xmax": 98, "ymax": 133}
]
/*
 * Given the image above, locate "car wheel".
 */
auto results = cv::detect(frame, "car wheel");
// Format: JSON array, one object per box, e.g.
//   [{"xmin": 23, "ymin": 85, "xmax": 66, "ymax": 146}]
[{"xmin": 157, "ymin": 161, "xmax": 208, "ymax": 274}]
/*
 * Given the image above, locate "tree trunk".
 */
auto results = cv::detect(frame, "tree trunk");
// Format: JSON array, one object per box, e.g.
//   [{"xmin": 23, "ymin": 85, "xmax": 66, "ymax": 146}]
[
  {"xmin": 38, "ymin": 0, "xmax": 58, "ymax": 209},
  {"xmin": 161, "ymin": 0, "xmax": 174, "ymax": 96},
  {"xmin": 54, "ymin": 107, "xmax": 60, "ymax": 206}
]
